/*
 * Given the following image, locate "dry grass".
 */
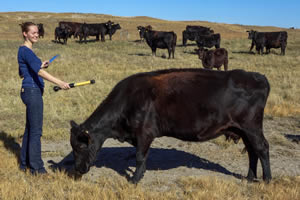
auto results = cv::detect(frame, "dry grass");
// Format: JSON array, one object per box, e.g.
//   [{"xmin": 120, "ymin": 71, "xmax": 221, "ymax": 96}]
[{"xmin": 0, "ymin": 12, "xmax": 300, "ymax": 199}]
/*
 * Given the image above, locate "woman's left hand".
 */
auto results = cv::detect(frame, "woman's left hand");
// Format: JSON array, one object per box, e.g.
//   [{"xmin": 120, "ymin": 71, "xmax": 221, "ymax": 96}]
[{"xmin": 41, "ymin": 61, "xmax": 49, "ymax": 69}]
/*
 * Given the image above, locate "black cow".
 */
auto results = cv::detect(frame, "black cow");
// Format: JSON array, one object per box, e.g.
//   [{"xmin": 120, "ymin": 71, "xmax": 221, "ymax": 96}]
[
  {"xmin": 186, "ymin": 25, "xmax": 212, "ymax": 33},
  {"xmin": 183, "ymin": 26, "xmax": 214, "ymax": 46},
  {"xmin": 141, "ymin": 29, "xmax": 177, "ymax": 59},
  {"xmin": 59, "ymin": 21, "xmax": 83, "ymax": 38},
  {"xmin": 247, "ymin": 30, "xmax": 288, "ymax": 55},
  {"xmin": 54, "ymin": 26, "xmax": 70, "ymax": 44},
  {"xmin": 78, "ymin": 21, "xmax": 113, "ymax": 43},
  {"xmin": 196, "ymin": 47, "xmax": 228, "ymax": 71},
  {"xmin": 182, "ymin": 29, "xmax": 214, "ymax": 46},
  {"xmin": 196, "ymin": 33, "xmax": 221, "ymax": 49},
  {"xmin": 105, "ymin": 23, "xmax": 121, "ymax": 40},
  {"xmin": 69, "ymin": 68, "xmax": 271, "ymax": 184},
  {"xmin": 37, "ymin": 23, "xmax": 44, "ymax": 38},
  {"xmin": 137, "ymin": 25, "xmax": 153, "ymax": 41}
]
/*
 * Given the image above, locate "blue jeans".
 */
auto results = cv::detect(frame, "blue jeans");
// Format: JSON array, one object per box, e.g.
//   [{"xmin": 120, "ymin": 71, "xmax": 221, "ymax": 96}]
[{"xmin": 20, "ymin": 87, "xmax": 47, "ymax": 174}]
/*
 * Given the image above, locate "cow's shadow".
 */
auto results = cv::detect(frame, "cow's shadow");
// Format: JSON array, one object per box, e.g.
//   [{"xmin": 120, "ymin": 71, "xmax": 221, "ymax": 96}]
[
  {"xmin": 51, "ymin": 40, "xmax": 68, "ymax": 45},
  {"xmin": 75, "ymin": 39, "xmax": 102, "ymax": 44},
  {"xmin": 232, "ymin": 51, "xmax": 255, "ymax": 55},
  {"xmin": 177, "ymin": 43, "xmax": 197, "ymax": 47},
  {"xmin": 48, "ymin": 146, "xmax": 242, "ymax": 180},
  {"xmin": 128, "ymin": 53, "xmax": 150, "ymax": 57}
]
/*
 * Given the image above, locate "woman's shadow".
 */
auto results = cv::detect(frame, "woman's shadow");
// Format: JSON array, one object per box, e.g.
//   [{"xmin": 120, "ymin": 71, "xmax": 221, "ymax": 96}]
[
  {"xmin": 0, "ymin": 131, "xmax": 21, "ymax": 162},
  {"xmin": 48, "ymin": 145, "xmax": 243, "ymax": 180}
]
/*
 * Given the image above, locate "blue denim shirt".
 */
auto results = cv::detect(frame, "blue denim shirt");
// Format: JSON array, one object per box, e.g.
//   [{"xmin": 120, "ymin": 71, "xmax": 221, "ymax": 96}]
[{"xmin": 18, "ymin": 46, "xmax": 44, "ymax": 89}]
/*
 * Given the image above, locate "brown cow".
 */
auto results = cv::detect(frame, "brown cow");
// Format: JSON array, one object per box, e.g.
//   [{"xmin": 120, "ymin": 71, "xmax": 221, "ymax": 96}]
[{"xmin": 196, "ymin": 48, "xmax": 228, "ymax": 71}]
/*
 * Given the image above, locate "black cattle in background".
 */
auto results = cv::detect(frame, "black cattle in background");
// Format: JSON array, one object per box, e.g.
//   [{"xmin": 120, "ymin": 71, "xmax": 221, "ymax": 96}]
[
  {"xmin": 247, "ymin": 30, "xmax": 288, "ymax": 55},
  {"xmin": 105, "ymin": 23, "xmax": 121, "ymax": 40},
  {"xmin": 78, "ymin": 21, "xmax": 113, "ymax": 43},
  {"xmin": 141, "ymin": 28, "xmax": 177, "ymax": 59},
  {"xmin": 59, "ymin": 21, "xmax": 83, "ymax": 39},
  {"xmin": 37, "ymin": 23, "xmax": 44, "ymax": 38},
  {"xmin": 182, "ymin": 29, "xmax": 214, "ymax": 46},
  {"xmin": 137, "ymin": 25, "xmax": 153, "ymax": 41},
  {"xmin": 196, "ymin": 33, "xmax": 221, "ymax": 49},
  {"xmin": 182, "ymin": 25, "xmax": 214, "ymax": 46},
  {"xmin": 54, "ymin": 26, "xmax": 71, "ymax": 44},
  {"xmin": 69, "ymin": 68, "xmax": 271, "ymax": 184}
]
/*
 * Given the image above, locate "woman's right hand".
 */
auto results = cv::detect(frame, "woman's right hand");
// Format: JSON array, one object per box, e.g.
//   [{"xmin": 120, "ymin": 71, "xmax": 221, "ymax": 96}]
[{"xmin": 59, "ymin": 81, "xmax": 71, "ymax": 90}]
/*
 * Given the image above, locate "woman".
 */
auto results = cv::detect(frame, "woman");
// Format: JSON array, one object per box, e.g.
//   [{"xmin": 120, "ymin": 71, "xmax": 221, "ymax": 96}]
[{"xmin": 18, "ymin": 22, "xmax": 70, "ymax": 174}]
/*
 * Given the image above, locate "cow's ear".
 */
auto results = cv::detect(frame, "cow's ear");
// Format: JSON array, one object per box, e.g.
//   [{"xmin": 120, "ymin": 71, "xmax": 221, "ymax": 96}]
[{"xmin": 70, "ymin": 120, "xmax": 79, "ymax": 128}]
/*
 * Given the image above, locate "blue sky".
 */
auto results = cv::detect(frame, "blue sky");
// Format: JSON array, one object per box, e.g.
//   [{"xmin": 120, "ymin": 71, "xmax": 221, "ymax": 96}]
[{"xmin": 1, "ymin": 0, "xmax": 299, "ymax": 28}]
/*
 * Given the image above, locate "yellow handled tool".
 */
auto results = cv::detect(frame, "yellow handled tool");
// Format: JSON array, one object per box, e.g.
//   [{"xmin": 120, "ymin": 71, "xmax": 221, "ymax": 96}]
[{"xmin": 53, "ymin": 80, "xmax": 95, "ymax": 92}]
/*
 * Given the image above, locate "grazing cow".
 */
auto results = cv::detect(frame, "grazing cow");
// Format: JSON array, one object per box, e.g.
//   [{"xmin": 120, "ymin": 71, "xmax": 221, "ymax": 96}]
[
  {"xmin": 37, "ymin": 23, "xmax": 44, "ymax": 38},
  {"xmin": 54, "ymin": 26, "xmax": 70, "ymax": 44},
  {"xmin": 105, "ymin": 23, "xmax": 121, "ymax": 40},
  {"xmin": 196, "ymin": 33, "xmax": 221, "ymax": 49},
  {"xmin": 247, "ymin": 30, "xmax": 288, "ymax": 55},
  {"xmin": 137, "ymin": 25, "xmax": 153, "ymax": 41},
  {"xmin": 69, "ymin": 68, "xmax": 271, "ymax": 184},
  {"xmin": 141, "ymin": 28, "xmax": 177, "ymax": 59},
  {"xmin": 78, "ymin": 21, "xmax": 113, "ymax": 43},
  {"xmin": 59, "ymin": 21, "xmax": 83, "ymax": 38},
  {"xmin": 196, "ymin": 48, "xmax": 228, "ymax": 71}
]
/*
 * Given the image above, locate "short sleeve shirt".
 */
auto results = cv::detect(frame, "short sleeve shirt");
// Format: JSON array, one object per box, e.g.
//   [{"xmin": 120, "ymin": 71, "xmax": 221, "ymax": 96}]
[{"xmin": 18, "ymin": 46, "xmax": 44, "ymax": 89}]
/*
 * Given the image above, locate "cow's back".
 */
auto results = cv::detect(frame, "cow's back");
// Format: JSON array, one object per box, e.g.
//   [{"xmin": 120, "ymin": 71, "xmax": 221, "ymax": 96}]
[{"xmin": 101, "ymin": 69, "xmax": 269, "ymax": 140}]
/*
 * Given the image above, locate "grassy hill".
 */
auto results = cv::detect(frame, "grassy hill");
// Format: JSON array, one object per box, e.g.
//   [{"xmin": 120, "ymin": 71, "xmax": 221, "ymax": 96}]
[{"xmin": 0, "ymin": 12, "xmax": 299, "ymax": 200}]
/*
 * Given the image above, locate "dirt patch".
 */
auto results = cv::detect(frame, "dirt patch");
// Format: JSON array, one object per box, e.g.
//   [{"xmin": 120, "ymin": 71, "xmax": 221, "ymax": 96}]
[{"xmin": 42, "ymin": 117, "xmax": 300, "ymax": 185}]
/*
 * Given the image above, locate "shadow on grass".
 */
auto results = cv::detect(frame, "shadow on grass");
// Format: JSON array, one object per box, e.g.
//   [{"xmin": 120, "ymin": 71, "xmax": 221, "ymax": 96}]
[
  {"xmin": 48, "ymin": 146, "xmax": 243, "ymax": 180},
  {"xmin": 284, "ymin": 134, "xmax": 300, "ymax": 144},
  {"xmin": 232, "ymin": 51, "xmax": 256, "ymax": 55},
  {"xmin": 0, "ymin": 131, "xmax": 21, "ymax": 163}
]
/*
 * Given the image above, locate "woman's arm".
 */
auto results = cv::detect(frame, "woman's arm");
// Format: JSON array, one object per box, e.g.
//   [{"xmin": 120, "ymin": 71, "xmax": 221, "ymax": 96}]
[{"xmin": 38, "ymin": 69, "xmax": 70, "ymax": 90}]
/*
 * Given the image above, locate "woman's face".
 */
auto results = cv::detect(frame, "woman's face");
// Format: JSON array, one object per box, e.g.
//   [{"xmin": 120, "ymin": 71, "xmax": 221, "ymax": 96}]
[{"xmin": 23, "ymin": 25, "xmax": 39, "ymax": 43}]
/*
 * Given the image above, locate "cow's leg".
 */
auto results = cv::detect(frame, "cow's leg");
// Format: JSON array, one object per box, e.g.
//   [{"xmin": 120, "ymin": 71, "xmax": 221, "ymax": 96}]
[
  {"xmin": 242, "ymin": 128, "xmax": 271, "ymax": 183},
  {"xmin": 172, "ymin": 47, "xmax": 175, "ymax": 59},
  {"xmin": 151, "ymin": 48, "xmax": 156, "ymax": 57},
  {"xmin": 224, "ymin": 59, "xmax": 228, "ymax": 71},
  {"xmin": 131, "ymin": 135, "xmax": 153, "ymax": 184},
  {"xmin": 168, "ymin": 48, "xmax": 172, "ymax": 59},
  {"xmin": 250, "ymin": 41, "xmax": 255, "ymax": 52}
]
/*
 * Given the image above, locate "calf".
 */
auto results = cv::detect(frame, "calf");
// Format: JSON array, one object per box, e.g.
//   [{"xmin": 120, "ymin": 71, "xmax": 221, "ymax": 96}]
[
  {"xmin": 196, "ymin": 48, "xmax": 228, "ymax": 71},
  {"xmin": 69, "ymin": 68, "xmax": 271, "ymax": 184}
]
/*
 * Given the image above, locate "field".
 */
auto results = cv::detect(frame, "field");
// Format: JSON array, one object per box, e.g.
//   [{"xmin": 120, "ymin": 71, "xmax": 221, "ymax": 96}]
[{"xmin": 0, "ymin": 12, "xmax": 300, "ymax": 199}]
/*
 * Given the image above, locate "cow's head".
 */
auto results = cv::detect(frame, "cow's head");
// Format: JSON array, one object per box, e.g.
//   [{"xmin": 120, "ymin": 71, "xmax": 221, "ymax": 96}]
[
  {"xmin": 197, "ymin": 47, "xmax": 208, "ymax": 60},
  {"xmin": 106, "ymin": 20, "xmax": 113, "ymax": 30},
  {"xmin": 114, "ymin": 24, "xmax": 121, "ymax": 30},
  {"xmin": 70, "ymin": 120, "xmax": 96, "ymax": 176},
  {"xmin": 247, "ymin": 30, "xmax": 256, "ymax": 39},
  {"xmin": 137, "ymin": 26, "xmax": 146, "ymax": 39}
]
